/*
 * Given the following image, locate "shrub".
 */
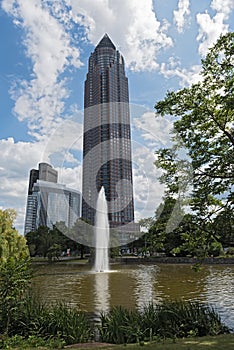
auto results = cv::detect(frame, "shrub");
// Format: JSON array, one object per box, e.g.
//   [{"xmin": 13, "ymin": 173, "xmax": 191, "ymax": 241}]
[{"xmin": 0, "ymin": 334, "xmax": 65, "ymax": 349}]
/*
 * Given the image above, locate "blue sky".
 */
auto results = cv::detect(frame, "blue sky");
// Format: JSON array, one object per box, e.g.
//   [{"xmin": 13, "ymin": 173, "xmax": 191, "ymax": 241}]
[{"xmin": 0, "ymin": 0, "xmax": 233, "ymax": 233}]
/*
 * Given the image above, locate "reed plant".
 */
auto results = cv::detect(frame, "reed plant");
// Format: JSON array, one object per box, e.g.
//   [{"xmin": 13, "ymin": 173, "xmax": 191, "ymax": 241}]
[
  {"xmin": 99, "ymin": 306, "xmax": 145, "ymax": 344},
  {"xmin": 5, "ymin": 295, "xmax": 94, "ymax": 345},
  {"xmin": 1, "ymin": 294, "xmax": 229, "ymax": 346},
  {"xmin": 147, "ymin": 301, "xmax": 229, "ymax": 338},
  {"xmin": 98, "ymin": 301, "xmax": 229, "ymax": 344}
]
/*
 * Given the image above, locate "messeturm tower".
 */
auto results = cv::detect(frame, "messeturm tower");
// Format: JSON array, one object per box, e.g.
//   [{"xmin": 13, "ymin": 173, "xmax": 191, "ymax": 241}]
[{"xmin": 82, "ymin": 34, "xmax": 135, "ymax": 229}]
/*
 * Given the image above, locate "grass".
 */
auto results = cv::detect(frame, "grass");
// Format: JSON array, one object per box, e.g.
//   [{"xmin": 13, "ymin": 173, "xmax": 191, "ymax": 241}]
[
  {"xmin": 120, "ymin": 334, "xmax": 234, "ymax": 350},
  {"xmin": 98, "ymin": 302, "xmax": 229, "ymax": 344},
  {"xmin": 1, "ymin": 300, "xmax": 229, "ymax": 348},
  {"xmin": 2, "ymin": 334, "xmax": 234, "ymax": 349}
]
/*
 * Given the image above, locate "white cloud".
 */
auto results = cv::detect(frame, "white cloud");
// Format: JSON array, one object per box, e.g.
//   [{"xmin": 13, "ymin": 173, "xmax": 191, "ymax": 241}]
[
  {"xmin": 0, "ymin": 137, "xmax": 45, "ymax": 233},
  {"xmin": 132, "ymin": 144, "xmax": 164, "ymax": 220},
  {"xmin": 58, "ymin": 165, "xmax": 83, "ymax": 192},
  {"xmin": 196, "ymin": 13, "xmax": 228, "ymax": 56},
  {"xmin": 68, "ymin": 0, "xmax": 173, "ymax": 71},
  {"xmin": 196, "ymin": 0, "xmax": 234, "ymax": 56},
  {"xmin": 0, "ymin": 135, "xmax": 83, "ymax": 233},
  {"xmin": 131, "ymin": 110, "xmax": 174, "ymax": 219},
  {"xmin": 211, "ymin": 0, "xmax": 234, "ymax": 16},
  {"xmin": 173, "ymin": 0, "xmax": 190, "ymax": 33},
  {"xmin": 160, "ymin": 61, "xmax": 202, "ymax": 87},
  {"xmin": 40, "ymin": 117, "xmax": 83, "ymax": 160},
  {"xmin": 133, "ymin": 111, "xmax": 173, "ymax": 144},
  {"xmin": 2, "ymin": 0, "xmax": 82, "ymax": 138}
]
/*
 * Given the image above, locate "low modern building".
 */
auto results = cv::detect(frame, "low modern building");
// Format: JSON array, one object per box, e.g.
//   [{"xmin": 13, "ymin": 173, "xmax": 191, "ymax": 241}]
[{"xmin": 24, "ymin": 163, "xmax": 81, "ymax": 235}]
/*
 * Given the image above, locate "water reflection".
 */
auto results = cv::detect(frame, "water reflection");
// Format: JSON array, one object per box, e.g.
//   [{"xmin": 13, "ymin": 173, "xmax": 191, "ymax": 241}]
[
  {"xmin": 203, "ymin": 267, "xmax": 234, "ymax": 331},
  {"xmin": 131, "ymin": 265, "xmax": 162, "ymax": 309},
  {"xmin": 94, "ymin": 272, "xmax": 110, "ymax": 313},
  {"xmin": 32, "ymin": 263, "xmax": 234, "ymax": 329}
]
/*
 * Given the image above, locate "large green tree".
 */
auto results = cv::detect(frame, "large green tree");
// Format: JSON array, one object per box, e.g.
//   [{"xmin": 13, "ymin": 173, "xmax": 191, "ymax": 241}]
[
  {"xmin": 26, "ymin": 221, "xmax": 85, "ymax": 260},
  {"xmin": 154, "ymin": 32, "xmax": 234, "ymax": 248},
  {"xmin": 0, "ymin": 209, "xmax": 29, "ymax": 263},
  {"xmin": 0, "ymin": 209, "xmax": 31, "ymax": 335}
]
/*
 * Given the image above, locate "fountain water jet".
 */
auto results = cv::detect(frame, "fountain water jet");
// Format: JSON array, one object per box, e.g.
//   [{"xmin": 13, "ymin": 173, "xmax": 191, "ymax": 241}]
[{"xmin": 94, "ymin": 187, "xmax": 110, "ymax": 272}]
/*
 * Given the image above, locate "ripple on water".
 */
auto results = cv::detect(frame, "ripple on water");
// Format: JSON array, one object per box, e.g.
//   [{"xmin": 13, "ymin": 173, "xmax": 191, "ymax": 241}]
[{"xmin": 32, "ymin": 263, "xmax": 234, "ymax": 329}]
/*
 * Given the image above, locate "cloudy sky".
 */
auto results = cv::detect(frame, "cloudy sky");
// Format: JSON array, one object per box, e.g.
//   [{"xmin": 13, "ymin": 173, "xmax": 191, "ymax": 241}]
[{"xmin": 0, "ymin": 0, "xmax": 234, "ymax": 233}]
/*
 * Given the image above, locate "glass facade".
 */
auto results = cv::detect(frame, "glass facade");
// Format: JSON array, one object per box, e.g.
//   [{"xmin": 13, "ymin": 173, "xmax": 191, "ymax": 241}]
[
  {"xmin": 24, "ymin": 165, "xmax": 81, "ymax": 234},
  {"xmin": 82, "ymin": 34, "xmax": 135, "ymax": 228}
]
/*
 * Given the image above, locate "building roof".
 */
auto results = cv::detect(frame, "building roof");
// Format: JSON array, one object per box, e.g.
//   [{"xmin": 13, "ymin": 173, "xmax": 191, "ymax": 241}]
[{"xmin": 96, "ymin": 33, "xmax": 116, "ymax": 50}]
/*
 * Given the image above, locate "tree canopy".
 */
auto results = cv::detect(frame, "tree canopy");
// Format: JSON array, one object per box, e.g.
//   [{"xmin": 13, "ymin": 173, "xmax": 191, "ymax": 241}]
[
  {"xmin": 144, "ymin": 32, "xmax": 234, "ymax": 257},
  {"xmin": 0, "ymin": 209, "xmax": 29, "ymax": 263},
  {"xmin": 155, "ymin": 32, "xmax": 233, "ymax": 234},
  {"xmin": 0, "ymin": 209, "xmax": 31, "ymax": 335}
]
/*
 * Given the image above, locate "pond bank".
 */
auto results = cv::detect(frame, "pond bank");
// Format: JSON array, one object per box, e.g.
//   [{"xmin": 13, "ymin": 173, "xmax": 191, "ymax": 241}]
[
  {"xmin": 31, "ymin": 256, "xmax": 234, "ymax": 266},
  {"xmin": 111, "ymin": 256, "xmax": 234, "ymax": 265}
]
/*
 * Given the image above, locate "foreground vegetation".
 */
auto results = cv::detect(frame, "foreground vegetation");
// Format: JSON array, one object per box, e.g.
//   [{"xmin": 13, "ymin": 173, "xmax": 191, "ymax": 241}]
[
  {"xmin": 99, "ymin": 302, "xmax": 229, "ymax": 344},
  {"xmin": 0, "ymin": 297, "xmax": 230, "ymax": 348},
  {"xmin": 1, "ymin": 334, "xmax": 234, "ymax": 349},
  {"xmin": 139, "ymin": 32, "xmax": 234, "ymax": 259}
]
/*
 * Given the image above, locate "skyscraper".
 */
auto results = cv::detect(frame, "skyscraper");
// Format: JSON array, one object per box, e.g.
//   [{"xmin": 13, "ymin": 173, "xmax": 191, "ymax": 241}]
[
  {"xmin": 27, "ymin": 162, "xmax": 58, "ymax": 195},
  {"xmin": 24, "ymin": 163, "xmax": 81, "ymax": 234},
  {"xmin": 82, "ymin": 34, "xmax": 135, "ymax": 229}
]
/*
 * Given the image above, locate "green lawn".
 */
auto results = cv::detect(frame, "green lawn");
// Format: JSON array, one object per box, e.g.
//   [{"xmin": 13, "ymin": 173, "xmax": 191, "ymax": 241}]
[
  {"xmin": 70, "ymin": 335, "xmax": 234, "ymax": 350},
  {"xmin": 116, "ymin": 334, "xmax": 234, "ymax": 350},
  {"xmin": 5, "ymin": 334, "xmax": 234, "ymax": 350}
]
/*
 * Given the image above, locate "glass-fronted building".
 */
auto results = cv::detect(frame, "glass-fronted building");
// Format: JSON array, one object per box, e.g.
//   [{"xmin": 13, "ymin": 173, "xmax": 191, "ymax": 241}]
[
  {"xmin": 33, "ymin": 181, "xmax": 81, "ymax": 229},
  {"xmin": 82, "ymin": 34, "xmax": 135, "ymax": 229},
  {"xmin": 24, "ymin": 164, "xmax": 81, "ymax": 235}
]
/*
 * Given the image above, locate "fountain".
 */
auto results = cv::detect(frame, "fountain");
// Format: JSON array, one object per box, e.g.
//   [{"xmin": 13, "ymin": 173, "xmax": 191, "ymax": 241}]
[{"xmin": 94, "ymin": 187, "xmax": 110, "ymax": 272}]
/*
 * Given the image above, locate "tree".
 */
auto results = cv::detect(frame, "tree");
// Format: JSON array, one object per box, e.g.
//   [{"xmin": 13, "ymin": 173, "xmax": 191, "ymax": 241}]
[
  {"xmin": 0, "ymin": 209, "xmax": 31, "ymax": 335},
  {"xmin": 154, "ymin": 32, "xmax": 234, "ymax": 252},
  {"xmin": 212, "ymin": 207, "xmax": 234, "ymax": 247},
  {"xmin": 26, "ymin": 225, "xmax": 53, "ymax": 258},
  {"xmin": 0, "ymin": 209, "xmax": 29, "ymax": 263},
  {"xmin": 26, "ymin": 222, "xmax": 84, "ymax": 260},
  {"xmin": 147, "ymin": 197, "xmax": 185, "ymax": 255},
  {"xmin": 69, "ymin": 218, "xmax": 93, "ymax": 259}
]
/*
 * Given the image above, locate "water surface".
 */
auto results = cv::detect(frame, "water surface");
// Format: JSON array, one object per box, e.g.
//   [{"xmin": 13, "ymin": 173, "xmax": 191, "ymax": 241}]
[{"xmin": 32, "ymin": 263, "xmax": 234, "ymax": 330}]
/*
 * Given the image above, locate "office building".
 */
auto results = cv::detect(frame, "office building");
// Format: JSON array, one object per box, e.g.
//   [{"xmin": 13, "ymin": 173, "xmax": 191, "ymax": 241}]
[
  {"xmin": 82, "ymin": 34, "xmax": 135, "ymax": 229},
  {"xmin": 27, "ymin": 162, "xmax": 58, "ymax": 195},
  {"xmin": 24, "ymin": 163, "xmax": 81, "ymax": 234}
]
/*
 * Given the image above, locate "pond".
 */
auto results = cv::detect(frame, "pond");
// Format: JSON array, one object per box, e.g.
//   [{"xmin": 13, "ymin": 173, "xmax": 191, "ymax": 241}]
[{"xmin": 32, "ymin": 263, "xmax": 234, "ymax": 330}]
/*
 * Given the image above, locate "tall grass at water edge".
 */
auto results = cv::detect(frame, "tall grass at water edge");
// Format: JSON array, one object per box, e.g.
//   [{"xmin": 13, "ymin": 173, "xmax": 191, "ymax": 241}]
[
  {"xmin": 0, "ymin": 297, "xmax": 230, "ymax": 346},
  {"xmin": 99, "ymin": 301, "xmax": 230, "ymax": 344},
  {"xmin": 0, "ymin": 295, "xmax": 93, "ymax": 345}
]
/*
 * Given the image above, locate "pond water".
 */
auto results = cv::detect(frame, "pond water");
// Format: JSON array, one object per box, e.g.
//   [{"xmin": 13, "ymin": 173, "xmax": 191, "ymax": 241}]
[{"xmin": 32, "ymin": 263, "xmax": 234, "ymax": 330}]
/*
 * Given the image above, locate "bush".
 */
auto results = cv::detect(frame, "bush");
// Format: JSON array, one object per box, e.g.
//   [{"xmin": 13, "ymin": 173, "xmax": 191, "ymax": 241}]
[
  {"xmin": 226, "ymin": 247, "xmax": 234, "ymax": 256},
  {"xmin": 0, "ymin": 334, "xmax": 65, "ymax": 349}
]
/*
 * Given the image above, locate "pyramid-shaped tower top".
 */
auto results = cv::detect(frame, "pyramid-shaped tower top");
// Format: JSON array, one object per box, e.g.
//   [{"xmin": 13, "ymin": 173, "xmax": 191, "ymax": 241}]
[{"xmin": 96, "ymin": 33, "xmax": 116, "ymax": 50}]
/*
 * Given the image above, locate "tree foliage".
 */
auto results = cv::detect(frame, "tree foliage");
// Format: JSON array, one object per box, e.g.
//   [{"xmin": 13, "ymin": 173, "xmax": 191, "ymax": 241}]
[
  {"xmin": 155, "ymin": 32, "xmax": 233, "ymax": 211},
  {"xmin": 25, "ymin": 221, "xmax": 89, "ymax": 260},
  {"xmin": 154, "ymin": 32, "xmax": 234, "ymax": 251},
  {"xmin": 0, "ymin": 209, "xmax": 31, "ymax": 335},
  {"xmin": 0, "ymin": 209, "xmax": 29, "ymax": 263}
]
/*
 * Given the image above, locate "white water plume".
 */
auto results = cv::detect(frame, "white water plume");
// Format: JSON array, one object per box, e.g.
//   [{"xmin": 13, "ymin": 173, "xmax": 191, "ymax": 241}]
[{"xmin": 94, "ymin": 187, "xmax": 110, "ymax": 272}]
